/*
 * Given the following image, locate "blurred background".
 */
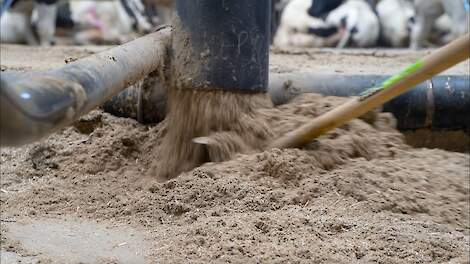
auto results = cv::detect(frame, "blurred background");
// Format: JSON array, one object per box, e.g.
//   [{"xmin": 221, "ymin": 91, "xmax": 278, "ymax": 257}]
[{"xmin": 0, "ymin": 0, "xmax": 469, "ymax": 48}]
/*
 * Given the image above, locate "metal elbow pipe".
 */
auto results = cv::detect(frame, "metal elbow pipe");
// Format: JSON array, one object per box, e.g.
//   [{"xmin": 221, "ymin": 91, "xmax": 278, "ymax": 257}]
[{"xmin": 0, "ymin": 27, "xmax": 171, "ymax": 147}]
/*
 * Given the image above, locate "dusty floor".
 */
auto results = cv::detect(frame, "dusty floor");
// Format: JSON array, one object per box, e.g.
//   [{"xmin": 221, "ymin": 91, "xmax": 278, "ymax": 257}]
[
  {"xmin": 0, "ymin": 44, "xmax": 469, "ymax": 263},
  {"xmin": 1, "ymin": 44, "xmax": 470, "ymax": 74}
]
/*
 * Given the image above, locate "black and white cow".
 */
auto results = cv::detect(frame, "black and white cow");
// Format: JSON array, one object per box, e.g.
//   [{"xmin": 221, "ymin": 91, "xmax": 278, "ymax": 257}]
[
  {"xmin": 410, "ymin": 0, "xmax": 469, "ymax": 49},
  {"xmin": 376, "ymin": 0, "xmax": 415, "ymax": 47},
  {"xmin": 273, "ymin": 0, "xmax": 345, "ymax": 48},
  {"xmin": 64, "ymin": 0, "xmax": 157, "ymax": 44},
  {"xmin": 326, "ymin": 0, "xmax": 380, "ymax": 48},
  {"xmin": 0, "ymin": 0, "xmax": 159, "ymax": 46},
  {"xmin": 274, "ymin": 0, "xmax": 380, "ymax": 48},
  {"xmin": 1, "ymin": 0, "xmax": 58, "ymax": 46}
]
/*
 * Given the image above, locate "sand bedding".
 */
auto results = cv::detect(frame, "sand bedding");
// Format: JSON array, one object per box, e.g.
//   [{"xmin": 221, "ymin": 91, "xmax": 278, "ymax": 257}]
[{"xmin": 1, "ymin": 93, "xmax": 469, "ymax": 263}]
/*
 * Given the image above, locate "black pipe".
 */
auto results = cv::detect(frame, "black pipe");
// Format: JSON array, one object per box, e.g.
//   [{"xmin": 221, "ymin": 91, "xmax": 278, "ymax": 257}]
[
  {"xmin": 270, "ymin": 73, "xmax": 470, "ymax": 130},
  {"xmin": 0, "ymin": 28, "xmax": 171, "ymax": 147},
  {"xmin": 105, "ymin": 73, "xmax": 469, "ymax": 130},
  {"xmin": 172, "ymin": 0, "xmax": 271, "ymax": 92}
]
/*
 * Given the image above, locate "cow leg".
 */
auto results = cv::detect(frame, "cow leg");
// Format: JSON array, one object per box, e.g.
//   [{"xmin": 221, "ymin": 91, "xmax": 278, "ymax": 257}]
[
  {"xmin": 290, "ymin": 32, "xmax": 328, "ymax": 47},
  {"xmin": 410, "ymin": 0, "xmax": 443, "ymax": 49},
  {"xmin": 21, "ymin": 12, "xmax": 39, "ymax": 45},
  {"xmin": 324, "ymin": 27, "xmax": 346, "ymax": 47},
  {"xmin": 0, "ymin": 1, "xmax": 38, "ymax": 45},
  {"xmin": 442, "ymin": 0, "xmax": 469, "ymax": 43},
  {"xmin": 34, "ymin": 1, "xmax": 58, "ymax": 46},
  {"xmin": 410, "ymin": 15, "xmax": 432, "ymax": 49}
]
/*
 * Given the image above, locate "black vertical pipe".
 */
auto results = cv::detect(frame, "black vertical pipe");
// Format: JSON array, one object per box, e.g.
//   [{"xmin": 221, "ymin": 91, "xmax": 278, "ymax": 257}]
[{"xmin": 173, "ymin": 0, "xmax": 271, "ymax": 92}]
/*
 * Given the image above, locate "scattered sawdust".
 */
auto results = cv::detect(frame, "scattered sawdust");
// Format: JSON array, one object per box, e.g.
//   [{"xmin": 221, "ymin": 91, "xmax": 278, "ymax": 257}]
[
  {"xmin": 151, "ymin": 91, "xmax": 402, "ymax": 182},
  {"xmin": 1, "ymin": 93, "xmax": 469, "ymax": 263},
  {"xmin": 149, "ymin": 89, "xmax": 273, "ymax": 181}
]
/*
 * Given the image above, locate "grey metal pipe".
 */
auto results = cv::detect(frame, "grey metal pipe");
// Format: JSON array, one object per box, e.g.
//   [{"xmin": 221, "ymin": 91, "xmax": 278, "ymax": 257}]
[{"xmin": 0, "ymin": 27, "xmax": 171, "ymax": 147}]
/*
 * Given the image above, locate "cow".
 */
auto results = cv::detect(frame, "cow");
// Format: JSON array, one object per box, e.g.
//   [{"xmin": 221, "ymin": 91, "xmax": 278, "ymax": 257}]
[
  {"xmin": 376, "ymin": 0, "xmax": 415, "ymax": 47},
  {"xmin": 273, "ymin": 0, "xmax": 345, "ymax": 48},
  {"xmin": 410, "ymin": 0, "xmax": 469, "ymax": 49},
  {"xmin": 1, "ymin": 0, "xmax": 58, "ymax": 46},
  {"xmin": 274, "ymin": 0, "xmax": 380, "ymax": 48},
  {"xmin": 326, "ymin": 0, "xmax": 380, "ymax": 48},
  {"xmin": 0, "ymin": 0, "xmax": 160, "ymax": 46},
  {"xmin": 63, "ymin": 0, "xmax": 143, "ymax": 44},
  {"xmin": 61, "ymin": 0, "xmax": 167, "ymax": 44}
]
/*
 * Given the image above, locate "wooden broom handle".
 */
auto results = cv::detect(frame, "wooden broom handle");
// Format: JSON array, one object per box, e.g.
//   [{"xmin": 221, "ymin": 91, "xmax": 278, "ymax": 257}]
[{"xmin": 270, "ymin": 33, "xmax": 470, "ymax": 149}]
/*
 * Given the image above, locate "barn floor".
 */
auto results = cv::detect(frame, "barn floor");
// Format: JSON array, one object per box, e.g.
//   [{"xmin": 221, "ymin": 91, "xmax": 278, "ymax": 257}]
[{"xmin": 0, "ymin": 44, "xmax": 469, "ymax": 264}]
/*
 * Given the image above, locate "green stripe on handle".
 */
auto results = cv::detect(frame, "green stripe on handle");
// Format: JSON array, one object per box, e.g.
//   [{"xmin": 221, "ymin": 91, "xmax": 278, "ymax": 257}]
[{"xmin": 360, "ymin": 59, "xmax": 424, "ymax": 100}]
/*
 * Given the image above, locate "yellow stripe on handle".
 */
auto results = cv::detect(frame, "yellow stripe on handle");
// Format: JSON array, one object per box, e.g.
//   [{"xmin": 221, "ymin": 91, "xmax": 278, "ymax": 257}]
[{"xmin": 270, "ymin": 33, "xmax": 470, "ymax": 149}]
